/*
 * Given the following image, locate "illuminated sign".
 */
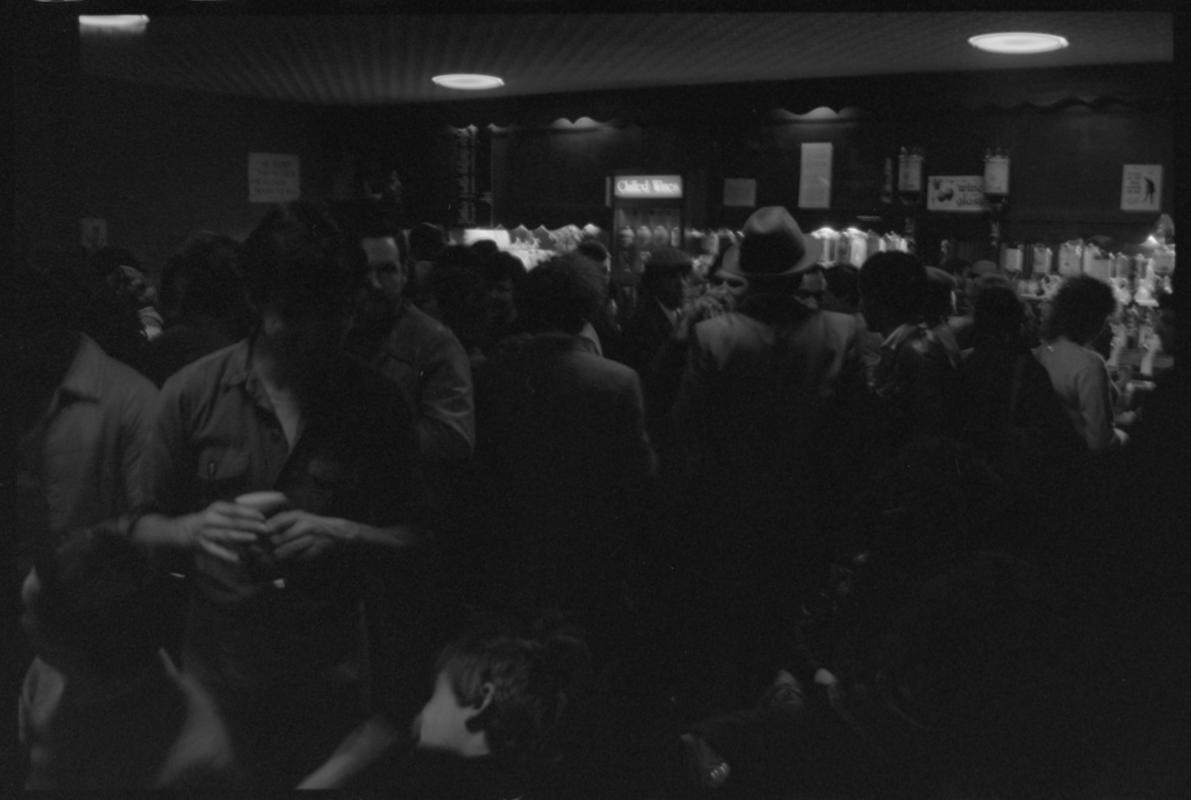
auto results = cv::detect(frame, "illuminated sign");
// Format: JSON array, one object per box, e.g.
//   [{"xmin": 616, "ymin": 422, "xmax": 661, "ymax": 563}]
[{"xmin": 614, "ymin": 174, "xmax": 683, "ymax": 199}]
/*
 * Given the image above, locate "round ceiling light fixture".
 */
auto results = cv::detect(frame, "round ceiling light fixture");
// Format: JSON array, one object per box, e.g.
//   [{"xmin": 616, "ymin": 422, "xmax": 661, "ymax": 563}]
[
  {"xmin": 79, "ymin": 15, "xmax": 150, "ymax": 32},
  {"xmin": 432, "ymin": 74, "xmax": 506, "ymax": 91},
  {"xmin": 968, "ymin": 32, "xmax": 1069, "ymax": 54}
]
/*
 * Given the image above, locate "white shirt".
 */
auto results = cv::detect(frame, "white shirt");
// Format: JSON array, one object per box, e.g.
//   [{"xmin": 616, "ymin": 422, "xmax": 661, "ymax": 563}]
[{"xmin": 1034, "ymin": 337, "xmax": 1115, "ymax": 452}]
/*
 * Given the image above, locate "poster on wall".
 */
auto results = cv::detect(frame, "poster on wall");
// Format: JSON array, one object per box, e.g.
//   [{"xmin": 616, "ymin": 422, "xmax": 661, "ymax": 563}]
[
  {"xmin": 249, "ymin": 153, "xmax": 301, "ymax": 203},
  {"xmin": 926, "ymin": 175, "xmax": 985, "ymax": 213},
  {"xmin": 723, "ymin": 178, "xmax": 757, "ymax": 208},
  {"xmin": 1120, "ymin": 164, "xmax": 1162, "ymax": 212},
  {"xmin": 798, "ymin": 143, "xmax": 832, "ymax": 210}
]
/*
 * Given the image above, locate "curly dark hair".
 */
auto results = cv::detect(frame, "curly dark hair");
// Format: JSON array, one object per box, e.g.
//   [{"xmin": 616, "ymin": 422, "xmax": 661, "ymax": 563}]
[
  {"xmin": 240, "ymin": 200, "xmax": 352, "ymax": 317},
  {"xmin": 160, "ymin": 231, "xmax": 245, "ymax": 322},
  {"xmin": 972, "ymin": 279, "xmax": 1027, "ymax": 349},
  {"xmin": 1044, "ymin": 275, "xmax": 1116, "ymax": 345},
  {"xmin": 436, "ymin": 622, "xmax": 591, "ymax": 767}
]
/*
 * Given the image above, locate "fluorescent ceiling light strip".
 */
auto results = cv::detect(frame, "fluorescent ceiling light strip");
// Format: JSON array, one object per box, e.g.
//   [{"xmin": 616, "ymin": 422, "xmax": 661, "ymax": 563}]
[
  {"xmin": 968, "ymin": 32, "xmax": 1069, "ymax": 54},
  {"xmin": 79, "ymin": 15, "xmax": 150, "ymax": 31},
  {"xmin": 432, "ymin": 74, "xmax": 505, "ymax": 90}
]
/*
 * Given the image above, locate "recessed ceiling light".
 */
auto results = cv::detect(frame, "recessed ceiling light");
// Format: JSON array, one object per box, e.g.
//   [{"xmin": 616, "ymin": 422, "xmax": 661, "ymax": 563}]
[
  {"xmin": 968, "ymin": 32, "xmax": 1069, "ymax": 54},
  {"xmin": 432, "ymin": 74, "xmax": 505, "ymax": 91},
  {"xmin": 79, "ymin": 15, "xmax": 150, "ymax": 32}
]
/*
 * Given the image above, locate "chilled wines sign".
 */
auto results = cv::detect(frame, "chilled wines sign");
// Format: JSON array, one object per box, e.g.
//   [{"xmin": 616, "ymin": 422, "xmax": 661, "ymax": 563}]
[{"xmin": 615, "ymin": 175, "xmax": 683, "ymax": 199}]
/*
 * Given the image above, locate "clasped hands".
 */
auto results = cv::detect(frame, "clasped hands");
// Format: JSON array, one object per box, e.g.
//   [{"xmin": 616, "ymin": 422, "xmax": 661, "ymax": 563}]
[{"xmin": 184, "ymin": 500, "xmax": 353, "ymax": 565}]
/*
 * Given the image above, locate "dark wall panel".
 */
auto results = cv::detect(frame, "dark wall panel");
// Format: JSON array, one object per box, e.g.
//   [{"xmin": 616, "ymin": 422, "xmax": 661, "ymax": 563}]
[{"xmin": 73, "ymin": 76, "xmax": 330, "ymax": 275}]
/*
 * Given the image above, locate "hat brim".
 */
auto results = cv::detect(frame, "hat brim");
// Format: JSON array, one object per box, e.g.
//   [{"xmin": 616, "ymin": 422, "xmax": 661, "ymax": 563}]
[{"xmin": 737, "ymin": 236, "xmax": 823, "ymax": 279}]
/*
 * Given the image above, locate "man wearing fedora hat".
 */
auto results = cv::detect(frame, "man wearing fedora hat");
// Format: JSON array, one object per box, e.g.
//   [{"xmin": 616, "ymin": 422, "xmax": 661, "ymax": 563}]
[
  {"xmin": 672, "ymin": 205, "xmax": 864, "ymax": 575},
  {"xmin": 659, "ymin": 207, "xmax": 861, "ymax": 793}
]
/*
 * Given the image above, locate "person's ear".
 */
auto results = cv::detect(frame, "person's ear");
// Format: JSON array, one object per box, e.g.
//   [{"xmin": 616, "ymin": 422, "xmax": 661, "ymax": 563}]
[
  {"xmin": 463, "ymin": 683, "xmax": 496, "ymax": 734},
  {"xmin": 470, "ymin": 682, "xmax": 495, "ymax": 714}
]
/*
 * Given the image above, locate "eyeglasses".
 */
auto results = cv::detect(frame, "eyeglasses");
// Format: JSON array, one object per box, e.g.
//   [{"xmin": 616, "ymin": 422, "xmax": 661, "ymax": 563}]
[{"xmin": 369, "ymin": 262, "xmax": 402, "ymax": 275}]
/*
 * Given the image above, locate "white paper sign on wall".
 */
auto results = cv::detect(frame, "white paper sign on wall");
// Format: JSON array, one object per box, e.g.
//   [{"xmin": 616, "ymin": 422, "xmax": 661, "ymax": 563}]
[
  {"xmin": 249, "ymin": 153, "xmax": 301, "ymax": 204},
  {"xmin": 798, "ymin": 143, "xmax": 833, "ymax": 210},
  {"xmin": 926, "ymin": 175, "xmax": 985, "ymax": 213},
  {"xmin": 1120, "ymin": 164, "xmax": 1161, "ymax": 212}
]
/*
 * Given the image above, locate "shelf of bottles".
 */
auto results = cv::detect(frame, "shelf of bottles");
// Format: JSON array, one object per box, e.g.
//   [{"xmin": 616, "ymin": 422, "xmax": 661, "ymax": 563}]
[
  {"xmin": 983, "ymin": 147, "xmax": 1011, "ymax": 250},
  {"xmin": 897, "ymin": 146, "xmax": 926, "ymax": 253},
  {"xmin": 1004, "ymin": 214, "xmax": 1175, "ymax": 379},
  {"xmin": 475, "ymin": 223, "xmax": 603, "ymax": 269},
  {"xmin": 811, "ymin": 225, "xmax": 910, "ymax": 267}
]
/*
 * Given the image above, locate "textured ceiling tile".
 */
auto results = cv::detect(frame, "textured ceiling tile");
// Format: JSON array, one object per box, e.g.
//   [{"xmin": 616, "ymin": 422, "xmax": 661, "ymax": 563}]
[{"xmin": 77, "ymin": 11, "xmax": 1173, "ymax": 106}]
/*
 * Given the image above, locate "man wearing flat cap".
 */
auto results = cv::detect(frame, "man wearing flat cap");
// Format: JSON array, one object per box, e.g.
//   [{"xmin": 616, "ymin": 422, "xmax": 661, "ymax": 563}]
[
  {"xmin": 673, "ymin": 205, "xmax": 864, "ymax": 571},
  {"xmin": 620, "ymin": 246, "xmax": 693, "ymax": 373}
]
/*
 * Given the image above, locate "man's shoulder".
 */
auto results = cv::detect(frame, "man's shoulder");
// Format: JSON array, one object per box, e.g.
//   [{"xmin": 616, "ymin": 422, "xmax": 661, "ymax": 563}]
[
  {"xmin": 695, "ymin": 311, "xmax": 767, "ymax": 347},
  {"xmin": 396, "ymin": 302, "xmax": 458, "ymax": 341},
  {"xmin": 805, "ymin": 309, "xmax": 860, "ymax": 339},
  {"xmin": 159, "ymin": 341, "xmax": 246, "ymax": 398},
  {"xmin": 97, "ymin": 343, "xmax": 158, "ymax": 395},
  {"xmin": 391, "ymin": 302, "xmax": 467, "ymax": 356},
  {"xmin": 560, "ymin": 344, "xmax": 643, "ymax": 393}
]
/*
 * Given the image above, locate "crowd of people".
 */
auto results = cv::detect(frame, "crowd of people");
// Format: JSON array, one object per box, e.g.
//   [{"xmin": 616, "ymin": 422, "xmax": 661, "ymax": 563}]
[{"xmin": 5, "ymin": 198, "xmax": 1186, "ymax": 798}]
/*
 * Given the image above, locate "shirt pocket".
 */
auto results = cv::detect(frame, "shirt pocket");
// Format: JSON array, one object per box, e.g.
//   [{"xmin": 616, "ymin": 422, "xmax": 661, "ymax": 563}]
[{"xmin": 195, "ymin": 447, "xmax": 252, "ymax": 507}]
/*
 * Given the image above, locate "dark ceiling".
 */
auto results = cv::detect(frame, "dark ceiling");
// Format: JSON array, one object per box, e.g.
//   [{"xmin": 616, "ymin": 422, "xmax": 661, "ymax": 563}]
[{"xmin": 74, "ymin": 10, "xmax": 1174, "ymax": 106}]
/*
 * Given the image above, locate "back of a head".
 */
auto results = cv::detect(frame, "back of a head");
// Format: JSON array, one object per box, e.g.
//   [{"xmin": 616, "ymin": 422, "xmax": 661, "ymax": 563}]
[
  {"xmin": 860, "ymin": 250, "xmax": 928, "ymax": 320},
  {"xmin": 480, "ymin": 251, "xmax": 529, "ymax": 287},
  {"xmin": 409, "ymin": 222, "xmax": 447, "ymax": 263},
  {"xmin": 972, "ymin": 280, "xmax": 1027, "ymax": 348},
  {"xmin": 240, "ymin": 200, "xmax": 351, "ymax": 315},
  {"xmin": 576, "ymin": 240, "xmax": 610, "ymax": 267},
  {"xmin": 923, "ymin": 266, "xmax": 957, "ymax": 326},
  {"xmin": 15, "ymin": 249, "xmax": 147, "ymax": 371},
  {"xmin": 437, "ymin": 621, "xmax": 592, "ymax": 769},
  {"xmin": 161, "ymin": 231, "xmax": 244, "ymax": 321},
  {"xmin": 824, "ymin": 262, "xmax": 861, "ymax": 312},
  {"xmin": 471, "ymin": 239, "xmax": 501, "ymax": 261},
  {"xmin": 1047, "ymin": 274, "xmax": 1116, "ymax": 344},
  {"xmin": 518, "ymin": 253, "xmax": 606, "ymax": 335}
]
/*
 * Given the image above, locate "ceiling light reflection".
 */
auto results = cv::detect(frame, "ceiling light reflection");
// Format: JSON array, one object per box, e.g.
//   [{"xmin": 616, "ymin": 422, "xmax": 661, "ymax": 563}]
[
  {"xmin": 968, "ymin": 32, "xmax": 1069, "ymax": 54},
  {"xmin": 432, "ymin": 74, "xmax": 505, "ymax": 91}
]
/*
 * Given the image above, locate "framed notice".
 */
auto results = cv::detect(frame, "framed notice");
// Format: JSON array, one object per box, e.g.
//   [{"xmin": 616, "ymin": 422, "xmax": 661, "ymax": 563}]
[
  {"xmin": 926, "ymin": 175, "xmax": 985, "ymax": 213},
  {"xmin": 249, "ymin": 153, "xmax": 301, "ymax": 203},
  {"xmin": 798, "ymin": 143, "xmax": 832, "ymax": 209},
  {"xmin": 723, "ymin": 178, "xmax": 757, "ymax": 208},
  {"xmin": 1121, "ymin": 164, "xmax": 1162, "ymax": 212}
]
